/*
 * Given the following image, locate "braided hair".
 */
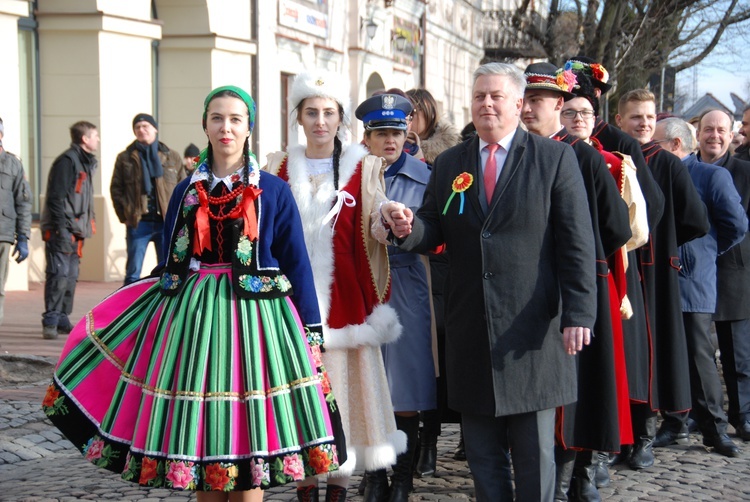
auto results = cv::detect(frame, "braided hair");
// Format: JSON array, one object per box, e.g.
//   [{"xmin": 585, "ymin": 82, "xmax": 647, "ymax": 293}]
[{"xmin": 332, "ymin": 134, "xmax": 342, "ymax": 190}]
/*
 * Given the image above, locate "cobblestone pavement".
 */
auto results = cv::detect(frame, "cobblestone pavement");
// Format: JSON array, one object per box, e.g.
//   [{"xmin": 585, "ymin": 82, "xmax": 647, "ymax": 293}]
[
  {"xmin": 1, "ymin": 283, "xmax": 750, "ymax": 500},
  {"xmin": 1, "ymin": 380, "xmax": 750, "ymax": 501}
]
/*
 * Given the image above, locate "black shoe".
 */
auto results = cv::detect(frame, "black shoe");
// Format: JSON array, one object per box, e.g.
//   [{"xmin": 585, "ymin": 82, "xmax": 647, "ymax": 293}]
[
  {"xmin": 735, "ymin": 421, "xmax": 750, "ymax": 441},
  {"xmin": 628, "ymin": 437, "xmax": 654, "ymax": 470},
  {"xmin": 324, "ymin": 485, "xmax": 347, "ymax": 502},
  {"xmin": 593, "ymin": 452, "xmax": 610, "ymax": 488},
  {"xmin": 42, "ymin": 324, "xmax": 58, "ymax": 340},
  {"xmin": 607, "ymin": 445, "xmax": 631, "ymax": 466},
  {"xmin": 703, "ymin": 434, "xmax": 740, "ymax": 457},
  {"xmin": 570, "ymin": 464, "xmax": 602, "ymax": 502},
  {"xmin": 653, "ymin": 424, "xmax": 689, "ymax": 447},
  {"xmin": 297, "ymin": 485, "xmax": 319, "ymax": 502},
  {"xmin": 415, "ymin": 442, "xmax": 437, "ymax": 477},
  {"xmin": 57, "ymin": 322, "xmax": 74, "ymax": 334},
  {"xmin": 363, "ymin": 470, "xmax": 390, "ymax": 502}
]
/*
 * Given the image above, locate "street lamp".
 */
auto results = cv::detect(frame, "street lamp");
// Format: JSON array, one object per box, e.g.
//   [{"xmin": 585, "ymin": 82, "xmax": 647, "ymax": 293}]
[
  {"xmin": 393, "ymin": 33, "xmax": 407, "ymax": 51},
  {"xmin": 362, "ymin": 18, "xmax": 378, "ymax": 40}
]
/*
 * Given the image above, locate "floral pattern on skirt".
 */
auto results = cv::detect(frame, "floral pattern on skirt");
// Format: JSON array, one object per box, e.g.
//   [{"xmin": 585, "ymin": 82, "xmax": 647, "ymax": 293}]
[{"xmin": 42, "ymin": 265, "xmax": 345, "ymax": 491}]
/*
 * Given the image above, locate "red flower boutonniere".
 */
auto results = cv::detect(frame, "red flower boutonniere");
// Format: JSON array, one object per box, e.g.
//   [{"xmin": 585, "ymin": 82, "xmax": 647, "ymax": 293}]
[{"xmin": 442, "ymin": 172, "xmax": 473, "ymax": 215}]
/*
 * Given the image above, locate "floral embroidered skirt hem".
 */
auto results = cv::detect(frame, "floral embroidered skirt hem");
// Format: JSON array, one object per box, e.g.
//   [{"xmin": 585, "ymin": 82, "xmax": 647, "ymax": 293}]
[{"xmin": 42, "ymin": 265, "xmax": 346, "ymax": 491}]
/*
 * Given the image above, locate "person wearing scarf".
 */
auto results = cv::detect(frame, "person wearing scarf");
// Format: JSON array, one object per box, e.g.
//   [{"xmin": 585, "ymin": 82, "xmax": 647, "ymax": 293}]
[{"xmin": 110, "ymin": 113, "xmax": 185, "ymax": 285}]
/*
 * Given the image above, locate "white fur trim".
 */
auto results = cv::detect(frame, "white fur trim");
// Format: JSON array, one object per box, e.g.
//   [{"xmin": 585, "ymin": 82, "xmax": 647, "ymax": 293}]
[
  {"xmin": 289, "ymin": 70, "xmax": 352, "ymax": 141},
  {"xmin": 331, "ymin": 429, "xmax": 407, "ymax": 474},
  {"xmin": 324, "ymin": 303, "xmax": 402, "ymax": 350},
  {"xmin": 328, "ymin": 448, "xmax": 357, "ymax": 478},
  {"xmin": 359, "ymin": 430, "xmax": 408, "ymax": 471}
]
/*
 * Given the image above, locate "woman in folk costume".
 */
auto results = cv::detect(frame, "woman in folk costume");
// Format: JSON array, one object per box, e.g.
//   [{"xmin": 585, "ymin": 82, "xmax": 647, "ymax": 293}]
[
  {"xmin": 42, "ymin": 86, "xmax": 345, "ymax": 501},
  {"xmin": 265, "ymin": 71, "xmax": 406, "ymax": 502}
]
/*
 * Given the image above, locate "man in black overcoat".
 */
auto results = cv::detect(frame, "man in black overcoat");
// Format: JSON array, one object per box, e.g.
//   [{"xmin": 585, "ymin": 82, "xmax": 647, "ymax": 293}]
[
  {"xmin": 522, "ymin": 62, "xmax": 631, "ymax": 501},
  {"xmin": 566, "ymin": 61, "xmax": 666, "ymax": 449},
  {"xmin": 698, "ymin": 109, "xmax": 750, "ymax": 443},
  {"xmin": 382, "ymin": 62, "xmax": 597, "ymax": 502},
  {"xmin": 616, "ymin": 90, "xmax": 710, "ymax": 468}
]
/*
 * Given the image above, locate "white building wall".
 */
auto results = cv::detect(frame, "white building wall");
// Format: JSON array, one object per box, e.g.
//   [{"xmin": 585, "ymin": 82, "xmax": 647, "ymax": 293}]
[{"xmin": 11, "ymin": 0, "xmax": 486, "ymax": 286}]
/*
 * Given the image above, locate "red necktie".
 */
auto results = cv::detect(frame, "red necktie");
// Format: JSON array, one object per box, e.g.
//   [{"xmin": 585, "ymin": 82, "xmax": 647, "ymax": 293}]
[{"xmin": 484, "ymin": 143, "xmax": 499, "ymax": 204}]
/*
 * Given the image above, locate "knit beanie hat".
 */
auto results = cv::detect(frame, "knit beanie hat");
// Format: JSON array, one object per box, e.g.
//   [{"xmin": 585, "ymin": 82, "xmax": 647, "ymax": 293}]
[{"xmin": 132, "ymin": 113, "xmax": 158, "ymax": 130}]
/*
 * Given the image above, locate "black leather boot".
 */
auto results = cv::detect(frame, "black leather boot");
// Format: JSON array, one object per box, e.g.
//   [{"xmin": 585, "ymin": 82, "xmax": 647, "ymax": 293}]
[
  {"xmin": 629, "ymin": 415, "xmax": 656, "ymax": 470},
  {"xmin": 363, "ymin": 469, "xmax": 389, "ymax": 502},
  {"xmin": 415, "ymin": 410, "xmax": 439, "ymax": 477},
  {"xmin": 297, "ymin": 485, "xmax": 319, "ymax": 502},
  {"xmin": 607, "ymin": 444, "xmax": 631, "ymax": 466},
  {"xmin": 324, "ymin": 484, "xmax": 347, "ymax": 502},
  {"xmin": 593, "ymin": 451, "xmax": 610, "ymax": 488},
  {"xmin": 554, "ymin": 446, "xmax": 576, "ymax": 501},
  {"xmin": 569, "ymin": 451, "xmax": 602, "ymax": 501},
  {"xmin": 389, "ymin": 414, "xmax": 420, "ymax": 502}
]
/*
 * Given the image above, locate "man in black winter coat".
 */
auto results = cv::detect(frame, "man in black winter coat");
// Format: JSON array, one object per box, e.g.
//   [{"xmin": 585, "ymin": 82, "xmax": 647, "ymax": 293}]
[{"xmin": 39, "ymin": 121, "xmax": 99, "ymax": 339}]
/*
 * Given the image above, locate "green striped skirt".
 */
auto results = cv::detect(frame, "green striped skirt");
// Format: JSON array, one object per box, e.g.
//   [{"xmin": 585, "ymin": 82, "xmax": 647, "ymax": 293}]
[{"xmin": 42, "ymin": 265, "xmax": 344, "ymax": 491}]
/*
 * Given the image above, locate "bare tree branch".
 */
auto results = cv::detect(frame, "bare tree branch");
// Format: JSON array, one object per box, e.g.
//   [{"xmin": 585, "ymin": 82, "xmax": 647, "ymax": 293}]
[{"xmin": 672, "ymin": 0, "xmax": 743, "ymax": 71}]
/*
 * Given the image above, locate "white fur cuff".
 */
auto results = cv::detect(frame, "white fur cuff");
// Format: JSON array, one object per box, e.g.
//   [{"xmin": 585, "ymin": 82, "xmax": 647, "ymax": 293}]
[{"xmin": 324, "ymin": 304, "xmax": 402, "ymax": 350}]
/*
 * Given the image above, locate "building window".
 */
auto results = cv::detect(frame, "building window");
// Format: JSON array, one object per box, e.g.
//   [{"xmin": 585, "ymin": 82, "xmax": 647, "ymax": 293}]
[{"xmin": 18, "ymin": 7, "xmax": 41, "ymax": 215}]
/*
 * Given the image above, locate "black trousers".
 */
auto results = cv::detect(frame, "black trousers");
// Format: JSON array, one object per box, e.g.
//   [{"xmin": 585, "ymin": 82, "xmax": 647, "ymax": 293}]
[
  {"xmin": 43, "ymin": 243, "xmax": 80, "ymax": 327},
  {"xmin": 662, "ymin": 313, "xmax": 727, "ymax": 436},
  {"xmin": 716, "ymin": 318, "xmax": 750, "ymax": 428}
]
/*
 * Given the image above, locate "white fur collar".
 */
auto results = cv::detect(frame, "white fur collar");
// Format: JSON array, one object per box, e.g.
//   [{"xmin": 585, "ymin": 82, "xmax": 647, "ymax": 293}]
[{"xmin": 283, "ymin": 143, "xmax": 367, "ymax": 191}]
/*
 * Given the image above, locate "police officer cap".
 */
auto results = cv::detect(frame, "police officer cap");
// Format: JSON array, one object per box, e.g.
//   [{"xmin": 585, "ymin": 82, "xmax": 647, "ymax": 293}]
[{"xmin": 355, "ymin": 94, "xmax": 413, "ymax": 131}]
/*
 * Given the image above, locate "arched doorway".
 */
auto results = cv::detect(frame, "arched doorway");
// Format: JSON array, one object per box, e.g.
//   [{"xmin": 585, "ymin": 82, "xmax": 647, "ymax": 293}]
[{"xmin": 366, "ymin": 72, "xmax": 386, "ymax": 98}]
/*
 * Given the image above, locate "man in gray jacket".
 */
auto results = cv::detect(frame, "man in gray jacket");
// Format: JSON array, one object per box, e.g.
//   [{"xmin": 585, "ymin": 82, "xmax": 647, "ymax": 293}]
[
  {"xmin": 0, "ymin": 117, "xmax": 32, "ymax": 326},
  {"xmin": 110, "ymin": 114, "xmax": 184, "ymax": 285}
]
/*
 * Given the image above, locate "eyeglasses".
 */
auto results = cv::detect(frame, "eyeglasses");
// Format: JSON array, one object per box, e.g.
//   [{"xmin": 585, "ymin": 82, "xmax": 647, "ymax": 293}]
[{"xmin": 561, "ymin": 109, "xmax": 595, "ymax": 120}]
